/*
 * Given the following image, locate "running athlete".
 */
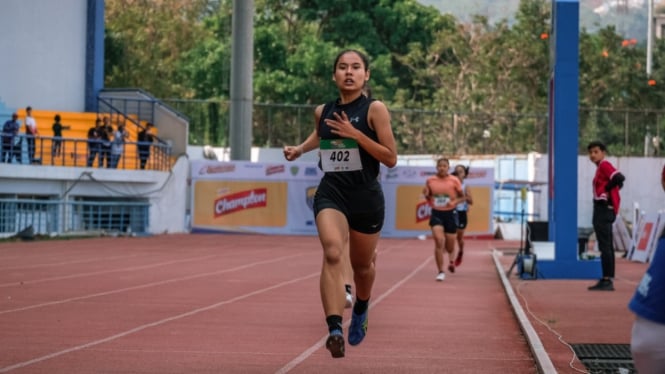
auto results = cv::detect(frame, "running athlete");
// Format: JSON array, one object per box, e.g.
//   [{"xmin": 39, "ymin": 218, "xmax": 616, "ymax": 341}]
[
  {"xmin": 423, "ymin": 158, "xmax": 464, "ymax": 281},
  {"xmin": 283, "ymin": 49, "xmax": 397, "ymax": 358},
  {"xmin": 453, "ymin": 164, "xmax": 473, "ymax": 267}
]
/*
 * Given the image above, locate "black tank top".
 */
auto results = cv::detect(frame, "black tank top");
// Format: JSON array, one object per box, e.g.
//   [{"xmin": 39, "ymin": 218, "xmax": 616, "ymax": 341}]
[{"xmin": 318, "ymin": 94, "xmax": 380, "ymax": 187}]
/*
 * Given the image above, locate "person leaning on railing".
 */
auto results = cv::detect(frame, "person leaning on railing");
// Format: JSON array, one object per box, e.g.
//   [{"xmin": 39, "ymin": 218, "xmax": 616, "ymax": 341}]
[
  {"xmin": 2, "ymin": 113, "xmax": 21, "ymax": 163},
  {"xmin": 24, "ymin": 106, "xmax": 40, "ymax": 164},
  {"xmin": 99, "ymin": 117, "xmax": 113, "ymax": 168},
  {"xmin": 86, "ymin": 118, "xmax": 102, "ymax": 167},
  {"xmin": 137, "ymin": 122, "xmax": 156, "ymax": 170},
  {"xmin": 51, "ymin": 114, "xmax": 70, "ymax": 163},
  {"xmin": 110, "ymin": 123, "xmax": 129, "ymax": 169}
]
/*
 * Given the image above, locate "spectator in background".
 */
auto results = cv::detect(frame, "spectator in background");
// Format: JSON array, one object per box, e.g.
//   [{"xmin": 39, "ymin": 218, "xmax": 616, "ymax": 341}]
[
  {"xmin": 99, "ymin": 116, "xmax": 113, "ymax": 168},
  {"xmin": 628, "ymin": 164, "xmax": 665, "ymax": 373},
  {"xmin": 86, "ymin": 119, "xmax": 102, "ymax": 167},
  {"xmin": 2, "ymin": 113, "xmax": 21, "ymax": 163},
  {"xmin": 110, "ymin": 123, "xmax": 129, "ymax": 169},
  {"xmin": 51, "ymin": 114, "xmax": 70, "ymax": 164},
  {"xmin": 24, "ymin": 106, "xmax": 39, "ymax": 163},
  {"xmin": 453, "ymin": 164, "xmax": 473, "ymax": 267},
  {"xmin": 137, "ymin": 122, "xmax": 156, "ymax": 169},
  {"xmin": 587, "ymin": 140, "xmax": 625, "ymax": 291}
]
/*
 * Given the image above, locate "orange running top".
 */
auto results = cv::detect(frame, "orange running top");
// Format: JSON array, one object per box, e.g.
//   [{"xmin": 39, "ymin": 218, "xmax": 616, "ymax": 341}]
[{"xmin": 424, "ymin": 175, "xmax": 463, "ymax": 211}]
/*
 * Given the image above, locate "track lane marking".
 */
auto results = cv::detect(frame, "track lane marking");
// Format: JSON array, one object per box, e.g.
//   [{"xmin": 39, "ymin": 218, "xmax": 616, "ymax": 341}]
[
  {"xmin": 0, "ymin": 271, "xmax": 319, "ymax": 373},
  {"xmin": 0, "ymin": 252, "xmax": 308, "ymax": 315},
  {"xmin": 275, "ymin": 254, "xmax": 433, "ymax": 374},
  {"xmin": 0, "ymin": 254, "xmax": 222, "ymax": 288}
]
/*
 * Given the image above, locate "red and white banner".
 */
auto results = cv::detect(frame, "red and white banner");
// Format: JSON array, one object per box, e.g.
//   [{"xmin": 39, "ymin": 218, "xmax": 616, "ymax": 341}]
[{"xmin": 630, "ymin": 212, "xmax": 664, "ymax": 263}]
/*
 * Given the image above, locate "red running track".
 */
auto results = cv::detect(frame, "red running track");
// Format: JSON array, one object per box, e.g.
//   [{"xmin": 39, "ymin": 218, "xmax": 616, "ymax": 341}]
[{"xmin": 0, "ymin": 234, "xmax": 538, "ymax": 373}]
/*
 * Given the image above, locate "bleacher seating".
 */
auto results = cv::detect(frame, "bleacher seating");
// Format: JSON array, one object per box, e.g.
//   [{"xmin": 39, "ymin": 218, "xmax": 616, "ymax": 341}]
[{"xmin": 14, "ymin": 109, "xmax": 161, "ymax": 170}]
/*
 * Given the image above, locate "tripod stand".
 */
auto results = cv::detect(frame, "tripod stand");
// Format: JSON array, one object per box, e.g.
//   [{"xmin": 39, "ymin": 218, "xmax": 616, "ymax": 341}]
[{"xmin": 506, "ymin": 187, "xmax": 533, "ymax": 277}]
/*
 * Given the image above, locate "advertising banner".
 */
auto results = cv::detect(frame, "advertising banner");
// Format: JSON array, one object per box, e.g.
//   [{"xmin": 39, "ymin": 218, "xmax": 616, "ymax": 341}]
[
  {"xmin": 380, "ymin": 165, "xmax": 494, "ymax": 238},
  {"xmin": 191, "ymin": 160, "xmax": 323, "ymax": 235},
  {"xmin": 631, "ymin": 212, "xmax": 661, "ymax": 263},
  {"xmin": 190, "ymin": 160, "xmax": 494, "ymax": 238}
]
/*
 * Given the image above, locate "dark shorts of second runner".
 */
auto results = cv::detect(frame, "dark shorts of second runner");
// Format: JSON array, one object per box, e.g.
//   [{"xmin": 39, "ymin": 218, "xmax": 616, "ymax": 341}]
[
  {"xmin": 429, "ymin": 209, "xmax": 458, "ymax": 234},
  {"xmin": 456, "ymin": 210, "xmax": 468, "ymax": 229},
  {"xmin": 313, "ymin": 177, "xmax": 385, "ymax": 234}
]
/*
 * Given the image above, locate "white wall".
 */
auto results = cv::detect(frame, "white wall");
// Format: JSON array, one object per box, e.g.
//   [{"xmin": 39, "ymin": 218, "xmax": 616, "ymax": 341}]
[
  {"xmin": 148, "ymin": 155, "xmax": 189, "ymax": 234},
  {"xmin": 0, "ymin": 159, "xmax": 189, "ymax": 235},
  {"xmin": 0, "ymin": 0, "xmax": 87, "ymax": 112}
]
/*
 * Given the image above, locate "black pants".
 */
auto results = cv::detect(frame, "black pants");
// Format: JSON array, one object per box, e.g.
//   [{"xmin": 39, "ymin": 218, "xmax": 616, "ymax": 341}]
[
  {"xmin": 51, "ymin": 138, "xmax": 62, "ymax": 158},
  {"xmin": 100, "ymin": 146, "xmax": 111, "ymax": 168},
  {"xmin": 592, "ymin": 202, "xmax": 616, "ymax": 278},
  {"xmin": 26, "ymin": 135, "xmax": 35, "ymax": 163},
  {"xmin": 87, "ymin": 142, "xmax": 100, "ymax": 167},
  {"xmin": 138, "ymin": 146, "xmax": 150, "ymax": 169},
  {"xmin": 1, "ymin": 142, "xmax": 11, "ymax": 162},
  {"xmin": 2, "ymin": 140, "xmax": 22, "ymax": 163}
]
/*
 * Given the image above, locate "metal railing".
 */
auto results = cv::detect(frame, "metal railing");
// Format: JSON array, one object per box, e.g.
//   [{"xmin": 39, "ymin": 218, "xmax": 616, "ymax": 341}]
[
  {"xmin": 0, "ymin": 198, "xmax": 150, "ymax": 237},
  {"xmin": 161, "ymin": 99, "xmax": 665, "ymax": 157},
  {"xmin": 1, "ymin": 134, "xmax": 172, "ymax": 171},
  {"xmin": 100, "ymin": 89, "xmax": 189, "ymax": 156},
  {"xmin": 98, "ymin": 90, "xmax": 158, "ymax": 125}
]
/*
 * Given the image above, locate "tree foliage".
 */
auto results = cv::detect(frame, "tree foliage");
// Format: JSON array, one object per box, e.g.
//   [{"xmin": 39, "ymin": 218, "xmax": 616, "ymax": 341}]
[{"xmin": 105, "ymin": 0, "xmax": 665, "ymax": 155}]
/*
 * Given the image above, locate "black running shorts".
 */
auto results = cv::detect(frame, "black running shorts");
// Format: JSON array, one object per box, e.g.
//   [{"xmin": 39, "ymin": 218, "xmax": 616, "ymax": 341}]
[
  {"xmin": 429, "ymin": 209, "xmax": 458, "ymax": 234},
  {"xmin": 456, "ymin": 210, "xmax": 468, "ymax": 229},
  {"xmin": 313, "ymin": 178, "xmax": 385, "ymax": 234}
]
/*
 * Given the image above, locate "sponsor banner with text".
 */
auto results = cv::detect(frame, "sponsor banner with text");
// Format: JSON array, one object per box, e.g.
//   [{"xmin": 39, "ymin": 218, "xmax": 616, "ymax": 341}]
[
  {"xmin": 380, "ymin": 165, "xmax": 494, "ymax": 237},
  {"xmin": 190, "ymin": 161, "xmax": 494, "ymax": 237},
  {"xmin": 191, "ymin": 160, "xmax": 322, "ymax": 235}
]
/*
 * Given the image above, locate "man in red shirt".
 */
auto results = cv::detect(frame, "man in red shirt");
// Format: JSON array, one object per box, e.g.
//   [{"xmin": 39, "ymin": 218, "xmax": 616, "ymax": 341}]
[{"xmin": 587, "ymin": 141, "xmax": 625, "ymax": 291}]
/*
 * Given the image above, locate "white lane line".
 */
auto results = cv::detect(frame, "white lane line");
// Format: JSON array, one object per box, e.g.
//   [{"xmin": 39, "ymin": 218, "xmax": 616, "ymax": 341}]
[
  {"xmin": 0, "ymin": 253, "xmax": 146, "ymax": 271},
  {"xmin": 0, "ymin": 271, "xmax": 319, "ymax": 373},
  {"xmin": 0, "ymin": 254, "xmax": 221, "ymax": 288},
  {"xmin": 491, "ymin": 249, "xmax": 557, "ymax": 374},
  {"xmin": 275, "ymin": 255, "xmax": 433, "ymax": 374},
  {"xmin": 0, "ymin": 253, "xmax": 308, "ymax": 315}
]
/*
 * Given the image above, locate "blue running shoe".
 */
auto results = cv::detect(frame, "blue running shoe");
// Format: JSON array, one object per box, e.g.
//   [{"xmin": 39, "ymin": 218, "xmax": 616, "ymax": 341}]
[
  {"xmin": 325, "ymin": 329, "xmax": 345, "ymax": 358},
  {"xmin": 348, "ymin": 310, "xmax": 368, "ymax": 346}
]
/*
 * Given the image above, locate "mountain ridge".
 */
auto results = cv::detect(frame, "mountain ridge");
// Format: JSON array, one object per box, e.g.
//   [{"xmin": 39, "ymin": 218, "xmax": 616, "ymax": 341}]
[{"xmin": 418, "ymin": 0, "xmax": 651, "ymax": 41}]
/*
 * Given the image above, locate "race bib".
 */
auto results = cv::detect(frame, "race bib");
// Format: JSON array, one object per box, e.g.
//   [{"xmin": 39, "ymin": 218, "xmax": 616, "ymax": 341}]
[
  {"xmin": 320, "ymin": 139, "xmax": 362, "ymax": 172},
  {"xmin": 433, "ymin": 195, "xmax": 451, "ymax": 208}
]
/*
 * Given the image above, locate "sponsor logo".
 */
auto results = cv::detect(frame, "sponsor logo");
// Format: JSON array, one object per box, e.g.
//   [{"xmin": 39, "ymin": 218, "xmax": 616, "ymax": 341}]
[
  {"xmin": 385, "ymin": 169, "xmax": 399, "ymax": 179},
  {"xmin": 266, "ymin": 165, "xmax": 285, "ymax": 176},
  {"xmin": 415, "ymin": 201, "xmax": 431, "ymax": 223},
  {"xmin": 290, "ymin": 166, "xmax": 299, "ymax": 176},
  {"xmin": 468, "ymin": 169, "xmax": 487, "ymax": 179},
  {"xmin": 199, "ymin": 163, "xmax": 236, "ymax": 175},
  {"xmin": 306, "ymin": 186, "xmax": 317, "ymax": 211},
  {"xmin": 420, "ymin": 171, "xmax": 436, "ymax": 177},
  {"xmin": 402, "ymin": 169, "xmax": 417, "ymax": 178},
  {"xmin": 637, "ymin": 222, "xmax": 654, "ymax": 250},
  {"xmin": 349, "ymin": 116, "xmax": 360, "ymax": 123},
  {"xmin": 305, "ymin": 167, "xmax": 318, "ymax": 176},
  {"xmin": 214, "ymin": 189, "xmax": 267, "ymax": 217}
]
